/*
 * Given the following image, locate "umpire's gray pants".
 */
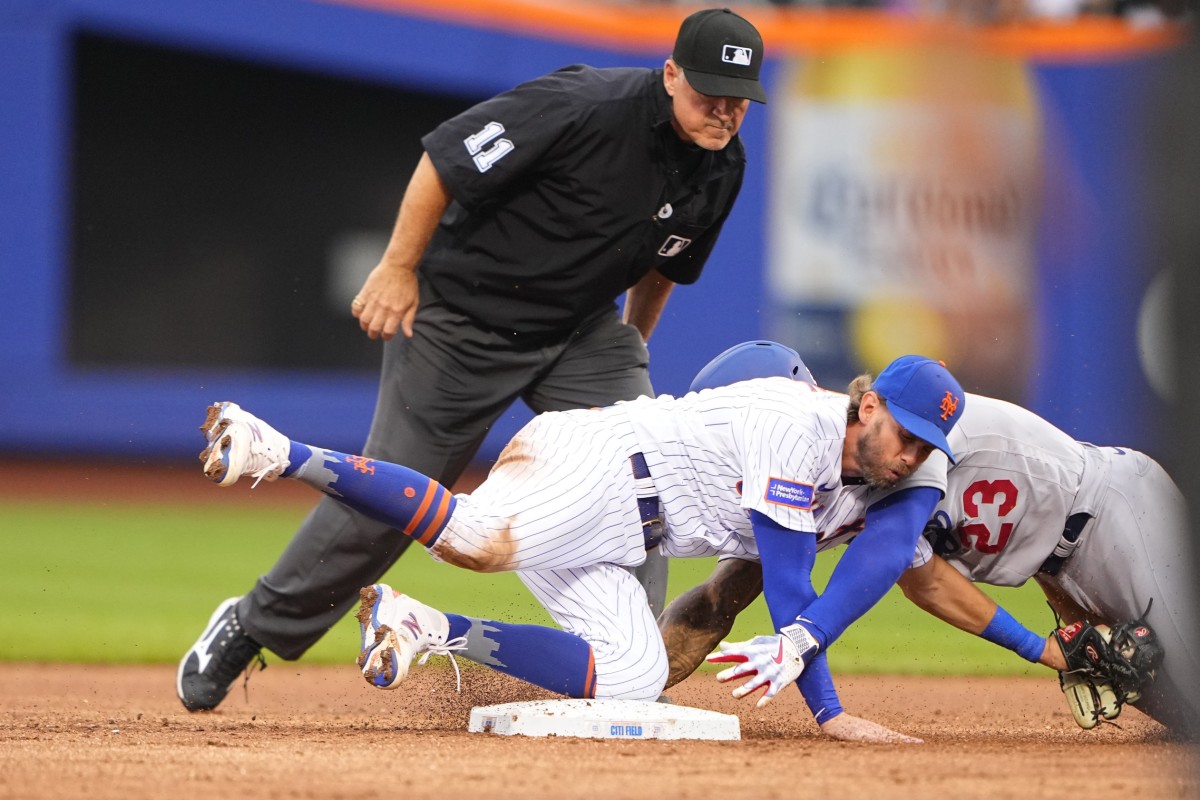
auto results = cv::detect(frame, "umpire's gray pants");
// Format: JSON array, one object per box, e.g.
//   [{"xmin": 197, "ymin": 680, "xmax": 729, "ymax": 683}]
[{"xmin": 237, "ymin": 290, "xmax": 666, "ymax": 659}]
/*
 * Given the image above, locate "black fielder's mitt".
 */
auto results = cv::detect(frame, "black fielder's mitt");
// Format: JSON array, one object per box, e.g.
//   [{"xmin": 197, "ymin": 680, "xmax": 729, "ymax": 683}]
[{"xmin": 1054, "ymin": 617, "xmax": 1164, "ymax": 705}]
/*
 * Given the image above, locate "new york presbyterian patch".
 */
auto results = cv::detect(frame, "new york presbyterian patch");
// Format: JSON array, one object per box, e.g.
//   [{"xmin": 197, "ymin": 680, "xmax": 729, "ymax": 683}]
[{"xmin": 764, "ymin": 477, "xmax": 815, "ymax": 510}]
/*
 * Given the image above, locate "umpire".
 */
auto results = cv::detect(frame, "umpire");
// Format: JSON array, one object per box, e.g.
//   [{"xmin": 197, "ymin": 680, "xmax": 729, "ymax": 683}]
[{"xmin": 178, "ymin": 7, "xmax": 767, "ymax": 711}]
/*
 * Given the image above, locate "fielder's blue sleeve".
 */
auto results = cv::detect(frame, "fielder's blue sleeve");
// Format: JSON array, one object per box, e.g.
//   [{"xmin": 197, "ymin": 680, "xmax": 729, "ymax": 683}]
[
  {"xmin": 751, "ymin": 510, "xmax": 844, "ymax": 722},
  {"xmin": 798, "ymin": 486, "xmax": 941, "ymax": 649}
]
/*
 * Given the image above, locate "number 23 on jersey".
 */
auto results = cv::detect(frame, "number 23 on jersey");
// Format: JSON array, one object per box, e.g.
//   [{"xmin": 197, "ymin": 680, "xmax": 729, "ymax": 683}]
[{"xmin": 928, "ymin": 478, "xmax": 1019, "ymax": 556}]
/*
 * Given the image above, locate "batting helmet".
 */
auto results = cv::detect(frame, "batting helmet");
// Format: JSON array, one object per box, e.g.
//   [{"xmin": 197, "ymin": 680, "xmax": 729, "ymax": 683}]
[{"xmin": 689, "ymin": 340, "xmax": 816, "ymax": 393}]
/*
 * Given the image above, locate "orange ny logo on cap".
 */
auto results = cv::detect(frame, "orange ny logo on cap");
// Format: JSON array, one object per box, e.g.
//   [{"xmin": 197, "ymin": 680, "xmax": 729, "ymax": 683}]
[{"xmin": 939, "ymin": 391, "xmax": 959, "ymax": 421}]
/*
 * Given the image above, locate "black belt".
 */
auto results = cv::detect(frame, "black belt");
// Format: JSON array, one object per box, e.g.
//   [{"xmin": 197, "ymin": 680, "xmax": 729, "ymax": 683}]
[
  {"xmin": 1038, "ymin": 512, "xmax": 1093, "ymax": 576},
  {"xmin": 631, "ymin": 453, "xmax": 664, "ymax": 550}
]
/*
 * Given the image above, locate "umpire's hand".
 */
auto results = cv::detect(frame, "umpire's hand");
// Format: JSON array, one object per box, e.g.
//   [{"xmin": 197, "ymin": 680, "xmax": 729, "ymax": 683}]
[{"xmin": 352, "ymin": 265, "xmax": 419, "ymax": 340}]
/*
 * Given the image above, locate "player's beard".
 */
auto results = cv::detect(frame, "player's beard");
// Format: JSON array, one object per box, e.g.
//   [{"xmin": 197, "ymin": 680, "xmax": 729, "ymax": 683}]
[{"xmin": 855, "ymin": 425, "xmax": 913, "ymax": 490}]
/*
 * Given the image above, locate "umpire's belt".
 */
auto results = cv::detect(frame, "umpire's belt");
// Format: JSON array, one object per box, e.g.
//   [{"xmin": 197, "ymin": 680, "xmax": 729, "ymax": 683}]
[
  {"xmin": 1038, "ymin": 512, "xmax": 1093, "ymax": 576},
  {"xmin": 631, "ymin": 453, "xmax": 664, "ymax": 550}
]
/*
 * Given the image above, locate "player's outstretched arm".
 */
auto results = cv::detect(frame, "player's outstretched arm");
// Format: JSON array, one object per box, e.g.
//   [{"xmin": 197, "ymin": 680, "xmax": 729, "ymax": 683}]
[
  {"xmin": 897, "ymin": 555, "xmax": 1169, "ymax": 730},
  {"xmin": 678, "ymin": 522, "xmax": 922, "ymax": 742},
  {"xmin": 897, "ymin": 556, "xmax": 1064, "ymax": 670},
  {"xmin": 896, "ymin": 556, "xmax": 996, "ymax": 634},
  {"xmin": 658, "ymin": 557, "xmax": 763, "ymax": 689},
  {"xmin": 797, "ymin": 487, "xmax": 940, "ymax": 647}
]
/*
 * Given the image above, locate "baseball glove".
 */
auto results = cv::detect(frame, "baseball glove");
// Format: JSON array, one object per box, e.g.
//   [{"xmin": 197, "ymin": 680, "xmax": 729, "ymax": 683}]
[
  {"xmin": 1059, "ymin": 671, "xmax": 1121, "ymax": 730},
  {"xmin": 1053, "ymin": 614, "xmax": 1164, "ymax": 728}
]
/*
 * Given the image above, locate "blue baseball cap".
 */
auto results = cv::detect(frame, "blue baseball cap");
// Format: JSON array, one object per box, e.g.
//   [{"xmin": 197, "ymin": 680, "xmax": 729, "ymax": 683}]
[{"xmin": 871, "ymin": 355, "xmax": 964, "ymax": 463}]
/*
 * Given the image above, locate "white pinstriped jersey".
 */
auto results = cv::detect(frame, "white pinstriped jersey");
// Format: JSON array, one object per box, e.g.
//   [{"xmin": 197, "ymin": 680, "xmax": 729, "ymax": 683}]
[
  {"xmin": 439, "ymin": 377, "xmax": 947, "ymax": 701},
  {"xmin": 617, "ymin": 377, "xmax": 947, "ymax": 559},
  {"xmin": 912, "ymin": 394, "xmax": 1112, "ymax": 586}
]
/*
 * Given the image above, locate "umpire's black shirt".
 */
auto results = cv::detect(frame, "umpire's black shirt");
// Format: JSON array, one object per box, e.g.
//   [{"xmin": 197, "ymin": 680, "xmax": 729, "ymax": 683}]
[{"xmin": 420, "ymin": 65, "xmax": 746, "ymax": 342}]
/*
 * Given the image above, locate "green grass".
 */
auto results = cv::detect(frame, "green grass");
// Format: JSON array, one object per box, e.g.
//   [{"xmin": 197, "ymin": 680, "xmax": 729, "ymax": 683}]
[{"xmin": 1, "ymin": 500, "xmax": 1050, "ymax": 676}]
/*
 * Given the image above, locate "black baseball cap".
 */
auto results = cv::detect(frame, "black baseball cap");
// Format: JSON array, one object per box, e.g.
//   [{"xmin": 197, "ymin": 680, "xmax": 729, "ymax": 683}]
[{"xmin": 672, "ymin": 8, "xmax": 766, "ymax": 104}]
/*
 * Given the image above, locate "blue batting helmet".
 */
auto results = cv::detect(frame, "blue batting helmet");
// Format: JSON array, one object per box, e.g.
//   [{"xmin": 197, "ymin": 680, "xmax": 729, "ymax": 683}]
[{"xmin": 689, "ymin": 340, "xmax": 816, "ymax": 393}]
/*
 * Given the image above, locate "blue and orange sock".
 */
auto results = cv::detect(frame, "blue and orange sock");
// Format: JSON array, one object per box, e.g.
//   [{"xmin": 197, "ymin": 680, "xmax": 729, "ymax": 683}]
[
  {"xmin": 283, "ymin": 442, "xmax": 455, "ymax": 547},
  {"xmin": 281, "ymin": 444, "xmax": 596, "ymax": 696},
  {"xmin": 446, "ymin": 613, "xmax": 596, "ymax": 698}
]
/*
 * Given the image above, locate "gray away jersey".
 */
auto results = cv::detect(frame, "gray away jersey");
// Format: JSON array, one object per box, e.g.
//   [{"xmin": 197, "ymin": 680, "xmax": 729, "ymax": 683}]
[{"xmin": 913, "ymin": 393, "xmax": 1111, "ymax": 586}]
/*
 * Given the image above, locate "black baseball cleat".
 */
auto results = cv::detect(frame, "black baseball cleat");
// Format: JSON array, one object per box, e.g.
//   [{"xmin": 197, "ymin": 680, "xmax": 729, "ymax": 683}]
[{"xmin": 176, "ymin": 597, "xmax": 265, "ymax": 711}]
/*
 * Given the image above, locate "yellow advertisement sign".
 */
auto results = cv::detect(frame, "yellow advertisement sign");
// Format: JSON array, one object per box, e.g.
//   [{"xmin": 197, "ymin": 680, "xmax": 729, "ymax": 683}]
[{"xmin": 769, "ymin": 44, "xmax": 1041, "ymax": 398}]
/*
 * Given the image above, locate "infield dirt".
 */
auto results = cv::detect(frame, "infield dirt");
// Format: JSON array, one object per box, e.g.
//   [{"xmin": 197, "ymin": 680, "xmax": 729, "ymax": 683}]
[
  {"xmin": 2, "ymin": 459, "xmax": 1197, "ymax": 798},
  {"xmin": 1, "ymin": 662, "xmax": 1196, "ymax": 800}
]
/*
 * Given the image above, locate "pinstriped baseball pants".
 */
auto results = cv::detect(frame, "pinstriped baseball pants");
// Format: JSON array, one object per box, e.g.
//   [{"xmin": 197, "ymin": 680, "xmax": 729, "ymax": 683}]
[{"xmin": 435, "ymin": 410, "xmax": 669, "ymax": 700}]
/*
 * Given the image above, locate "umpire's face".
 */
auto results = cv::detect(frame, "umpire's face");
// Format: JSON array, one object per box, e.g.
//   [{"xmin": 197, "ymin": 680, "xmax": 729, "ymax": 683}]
[{"xmin": 664, "ymin": 59, "xmax": 749, "ymax": 151}]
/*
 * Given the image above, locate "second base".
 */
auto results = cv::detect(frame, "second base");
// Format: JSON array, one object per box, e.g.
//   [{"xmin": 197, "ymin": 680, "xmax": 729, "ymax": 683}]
[{"xmin": 467, "ymin": 698, "xmax": 740, "ymax": 741}]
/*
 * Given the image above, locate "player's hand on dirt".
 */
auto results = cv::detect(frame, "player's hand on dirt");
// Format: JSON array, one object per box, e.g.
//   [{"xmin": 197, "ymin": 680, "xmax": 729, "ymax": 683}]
[
  {"xmin": 352, "ymin": 264, "xmax": 419, "ymax": 340},
  {"xmin": 706, "ymin": 623, "xmax": 818, "ymax": 708},
  {"xmin": 819, "ymin": 712, "xmax": 924, "ymax": 744}
]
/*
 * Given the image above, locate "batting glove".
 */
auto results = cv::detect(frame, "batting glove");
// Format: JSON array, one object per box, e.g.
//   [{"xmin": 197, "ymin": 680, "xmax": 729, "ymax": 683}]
[{"xmin": 706, "ymin": 623, "xmax": 819, "ymax": 708}]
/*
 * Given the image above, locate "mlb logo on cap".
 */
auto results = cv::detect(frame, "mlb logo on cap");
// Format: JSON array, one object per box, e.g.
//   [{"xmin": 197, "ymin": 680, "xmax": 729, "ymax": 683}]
[
  {"xmin": 723, "ymin": 45, "xmax": 752, "ymax": 66},
  {"xmin": 672, "ymin": 8, "xmax": 767, "ymax": 104}
]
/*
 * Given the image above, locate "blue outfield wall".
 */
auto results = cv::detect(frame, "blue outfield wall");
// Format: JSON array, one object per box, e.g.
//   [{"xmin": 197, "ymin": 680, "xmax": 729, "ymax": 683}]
[
  {"xmin": 1030, "ymin": 54, "xmax": 1168, "ymax": 452},
  {"xmin": 0, "ymin": 0, "xmax": 1171, "ymax": 463}
]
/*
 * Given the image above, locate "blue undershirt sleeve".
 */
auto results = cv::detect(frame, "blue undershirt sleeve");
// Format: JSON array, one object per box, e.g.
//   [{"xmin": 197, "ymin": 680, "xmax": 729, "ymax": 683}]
[
  {"xmin": 798, "ymin": 486, "xmax": 941, "ymax": 649},
  {"xmin": 797, "ymin": 653, "xmax": 842, "ymax": 724},
  {"xmin": 751, "ymin": 509, "xmax": 817, "ymax": 629},
  {"xmin": 751, "ymin": 510, "xmax": 842, "ymax": 720}
]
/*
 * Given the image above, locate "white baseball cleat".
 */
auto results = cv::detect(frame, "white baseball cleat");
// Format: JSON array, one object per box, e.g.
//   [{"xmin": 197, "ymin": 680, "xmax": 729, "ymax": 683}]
[
  {"xmin": 356, "ymin": 584, "xmax": 465, "ymax": 690},
  {"xmin": 199, "ymin": 401, "xmax": 291, "ymax": 487}
]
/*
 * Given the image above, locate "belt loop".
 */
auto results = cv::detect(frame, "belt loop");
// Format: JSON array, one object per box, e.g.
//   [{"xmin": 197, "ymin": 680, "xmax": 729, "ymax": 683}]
[{"xmin": 1038, "ymin": 512, "xmax": 1092, "ymax": 576}]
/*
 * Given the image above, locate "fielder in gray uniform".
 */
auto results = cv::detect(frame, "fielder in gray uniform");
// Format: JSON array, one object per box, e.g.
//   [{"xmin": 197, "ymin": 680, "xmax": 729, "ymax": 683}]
[
  {"xmin": 663, "ymin": 342, "xmax": 1199, "ymax": 740},
  {"xmin": 901, "ymin": 394, "xmax": 1195, "ymax": 736},
  {"xmin": 176, "ymin": 8, "xmax": 768, "ymax": 711}
]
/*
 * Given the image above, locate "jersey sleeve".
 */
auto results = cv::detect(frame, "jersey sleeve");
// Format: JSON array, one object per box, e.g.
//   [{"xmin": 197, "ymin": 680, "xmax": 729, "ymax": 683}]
[
  {"xmin": 739, "ymin": 406, "xmax": 841, "ymax": 533},
  {"xmin": 911, "ymin": 534, "xmax": 934, "ymax": 569},
  {"xmin": 895, "ymin": 449, "xmax": 948, "ymax": 497},
  {"xmin": 421, "ymin": 69, "xmax": 587, "ymax": 211}
]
